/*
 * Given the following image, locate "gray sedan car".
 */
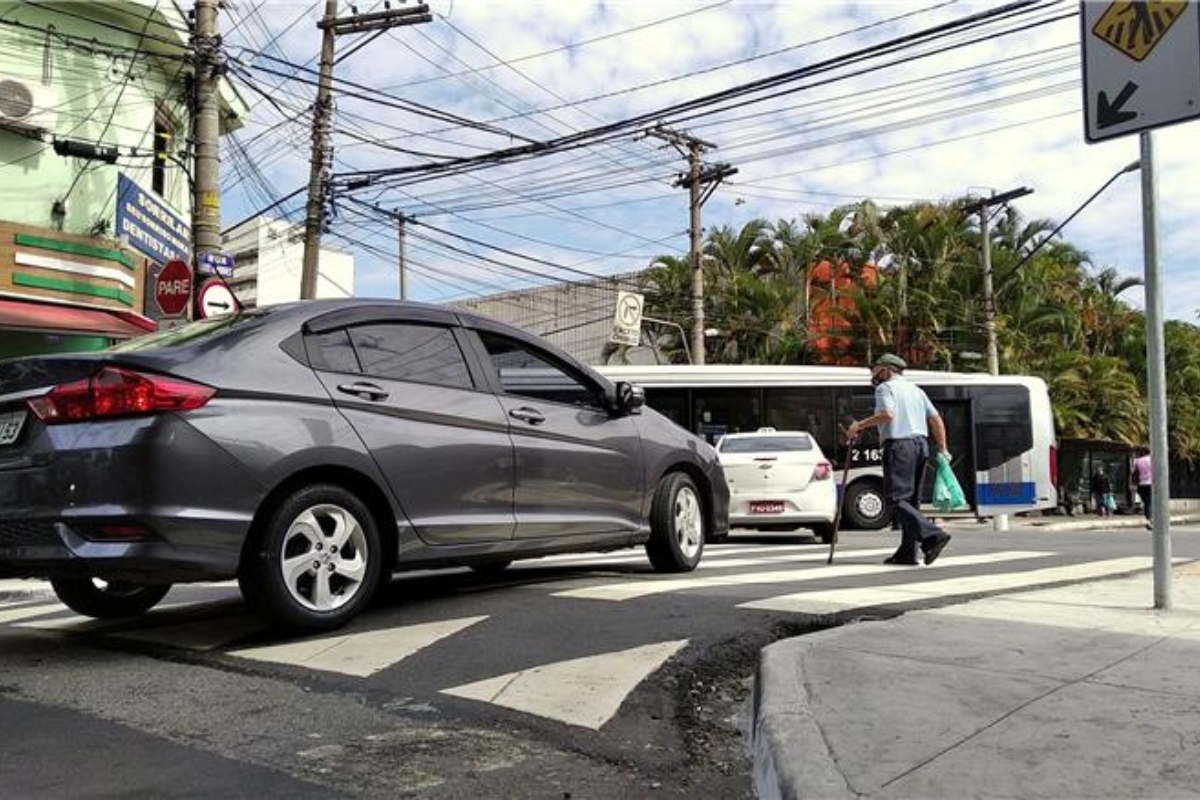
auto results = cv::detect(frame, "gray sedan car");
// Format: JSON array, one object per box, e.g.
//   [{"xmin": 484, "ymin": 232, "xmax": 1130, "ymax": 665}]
[{"xmin": 0, "ymin": 300, "xmax": 729, "ymax": 632}]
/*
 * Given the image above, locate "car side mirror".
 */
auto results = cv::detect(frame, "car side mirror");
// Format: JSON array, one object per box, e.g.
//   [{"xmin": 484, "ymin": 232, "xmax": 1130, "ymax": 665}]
[{"xmin": 610, "ymin": 381, "xmax": 644, "ymax": 416}]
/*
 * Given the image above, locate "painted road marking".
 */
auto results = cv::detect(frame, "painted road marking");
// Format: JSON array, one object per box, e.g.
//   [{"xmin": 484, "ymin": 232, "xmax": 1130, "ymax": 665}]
[
  {"xmin": 740, "ymin": 557, "xmax": 1162, "ymax": 614},
  {"xmin": 553, "ymin": 551, "xmax": 1053, "ymax": 602},
  {"xmin": 441, "ymin": 639, "xmax": 688, "ymax": 730},
  {"xmin": 230, "ymin": 615, "xmax": 489, "ymax": 677}
]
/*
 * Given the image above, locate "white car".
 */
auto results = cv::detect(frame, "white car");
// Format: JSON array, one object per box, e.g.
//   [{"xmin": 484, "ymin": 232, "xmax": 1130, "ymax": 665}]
[{"xmin": 716, "ymin": 429, "xmax": 837, "ymax": 542}]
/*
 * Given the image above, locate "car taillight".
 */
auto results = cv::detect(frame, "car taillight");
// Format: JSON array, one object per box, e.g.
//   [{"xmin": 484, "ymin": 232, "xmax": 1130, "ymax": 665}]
[
  {"xmin": 1049, "ymin": 444, "xmax": 1058, "ymax": 487},
  {"xmin": 26, "ymin": 366, "xmax": 215, "ymax": 424},
  {"xmin": 813, "ymin": 460, "xmax": 833, "ymax": 480}
]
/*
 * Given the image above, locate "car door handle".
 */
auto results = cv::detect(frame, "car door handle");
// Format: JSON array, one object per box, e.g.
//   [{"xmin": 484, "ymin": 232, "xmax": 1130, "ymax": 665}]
[
  {"xmin": 337, "ymin": 382, "xmax": 389, "ymax": 401},
  {"xmin": 508, "ymin": 407, "xmax": 545, "ymax": 425}
]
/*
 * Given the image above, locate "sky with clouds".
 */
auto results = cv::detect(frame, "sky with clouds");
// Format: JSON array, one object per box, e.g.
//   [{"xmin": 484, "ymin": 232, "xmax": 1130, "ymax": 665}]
[{"xmin": 221, "ymin": 0, "xmax": 1199, "ymax": 324}]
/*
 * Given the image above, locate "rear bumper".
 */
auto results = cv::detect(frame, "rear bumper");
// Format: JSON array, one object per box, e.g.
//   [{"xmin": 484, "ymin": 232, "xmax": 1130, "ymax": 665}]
[
  {"xmin": 0, "ymin": 415, "xmax": 261, "ymax": 583},
  {"xmin": 0, "ymin": 517, "xmax": 248, "ymax": 583},
  {"xmin": 729, "ymin": 487, "xmax": 837, "ymax": 527}
]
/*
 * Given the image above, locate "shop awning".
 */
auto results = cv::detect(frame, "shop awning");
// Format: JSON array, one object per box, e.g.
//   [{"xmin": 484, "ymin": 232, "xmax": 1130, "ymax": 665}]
[{"xmin": 0, "ymin": 299, "xmax": 157, "ymax": 339}]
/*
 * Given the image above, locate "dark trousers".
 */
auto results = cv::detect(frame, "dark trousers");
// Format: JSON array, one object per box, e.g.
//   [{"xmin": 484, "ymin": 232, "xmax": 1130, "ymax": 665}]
[
  {"xmin": 883, "ymin": 437, "xmax": 943, "ymax": 558},
  {"xmin": 1137, "ymin": 485, "xmax": 1152, "ymax": 520}
]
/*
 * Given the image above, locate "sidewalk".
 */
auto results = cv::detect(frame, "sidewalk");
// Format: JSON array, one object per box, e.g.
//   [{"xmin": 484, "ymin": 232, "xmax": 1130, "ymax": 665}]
[{"xmin": 752, "ymin": 543, "xmax": 1200, "ymax": 798}]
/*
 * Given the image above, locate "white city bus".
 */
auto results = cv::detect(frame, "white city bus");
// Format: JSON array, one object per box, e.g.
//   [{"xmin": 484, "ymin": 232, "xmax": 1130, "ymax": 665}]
[{"xmin": 596, "ymin": 364, "xmax": 1058, "ymax": 529}]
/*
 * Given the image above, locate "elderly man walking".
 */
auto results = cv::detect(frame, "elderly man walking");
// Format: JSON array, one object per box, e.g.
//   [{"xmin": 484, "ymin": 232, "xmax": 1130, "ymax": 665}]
[{"xmin": 845, "ymin": 353, "xmax": 953, "ymax": 566}]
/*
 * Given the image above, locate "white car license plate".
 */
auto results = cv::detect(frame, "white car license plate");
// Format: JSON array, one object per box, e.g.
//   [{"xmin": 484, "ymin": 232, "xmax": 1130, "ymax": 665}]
[
  {"xmin": 0, "ymin": 409, "xmax": 27, "ymax": 446},
  {"xmin": 750, "ymin": 501, "xmax": 785, "ymax": 514}
]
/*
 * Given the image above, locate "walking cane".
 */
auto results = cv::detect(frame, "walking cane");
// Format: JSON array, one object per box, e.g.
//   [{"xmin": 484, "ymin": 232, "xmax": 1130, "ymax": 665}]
[{"xmin": 827, "ymin": 430, "xmax": 857, "ymax": 565}]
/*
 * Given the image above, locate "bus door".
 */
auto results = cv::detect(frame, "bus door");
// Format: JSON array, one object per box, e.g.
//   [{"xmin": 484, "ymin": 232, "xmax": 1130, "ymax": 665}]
[{"xmin": 921, "ymin": 400, "xmax": 975, "ymax": 511}]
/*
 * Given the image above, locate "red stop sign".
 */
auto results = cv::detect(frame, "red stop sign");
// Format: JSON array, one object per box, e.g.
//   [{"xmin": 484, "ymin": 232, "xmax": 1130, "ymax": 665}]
[{"xmin": 155, "ymin": 259, "xmax": 192, "ymax": 316}]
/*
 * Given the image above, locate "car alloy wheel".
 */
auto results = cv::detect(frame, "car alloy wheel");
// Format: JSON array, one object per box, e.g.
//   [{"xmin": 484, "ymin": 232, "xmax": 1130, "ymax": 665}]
[
  {"xmin": 280, "ymin": 503, "xmax": 370, "ymax": 613},
  {"xmin": 674, "ymin": 485, "xmax": 703, "ymax": 561}
]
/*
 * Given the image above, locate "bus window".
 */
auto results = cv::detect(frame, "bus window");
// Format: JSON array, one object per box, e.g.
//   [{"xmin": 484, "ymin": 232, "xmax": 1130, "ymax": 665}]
[
  {"xmin": 692, "ymin": 387, "xmax": 761, "ymax": 444},
  {"xmin": 763, "ymin": 387, "xmax": 836, "ymax": 448},
  {"xmin": 975, "ymin": 387, "xmax": 1032, "ymax": 469},
  {"xmin": 642, "ymin": 387, "xmax": 689, "ymax": 429}
]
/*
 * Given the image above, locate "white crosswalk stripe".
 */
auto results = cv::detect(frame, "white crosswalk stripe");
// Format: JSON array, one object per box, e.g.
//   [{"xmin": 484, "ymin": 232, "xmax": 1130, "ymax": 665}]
[
  {"xmin": 230, "ymin": 615, "xmax": 489, "ymax": 677},
  {"xmin": 739, "ymin": 556, "xmax": 1166, "ymax": 614},
  {"xmin": 0, "ymin": 600, "xmax": 63, "ymax": 625},
  {"xmin": 552, "ymin": 550, "xmax": 1053, "ymax": 602},
  {"xmin": 442, "ymin": 639, "xmax": 688, "ymax": 730}
]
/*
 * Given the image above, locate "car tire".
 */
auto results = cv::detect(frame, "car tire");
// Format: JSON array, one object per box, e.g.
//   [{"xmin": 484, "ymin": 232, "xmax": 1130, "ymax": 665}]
[
  {"xmin": 240, "ymin": 484, "xmax": 382, "ymax": 634},
  {"xmin": 49, "ymin": 577, "xmax": 171, "ymax": 619},
  {"xmin": 645, "ymin": 472, "xmax": 705, "ymax": 573},
  {"xmin": 843, "ymin": 479, "xmax": 888, "ymax": 530},
  {"xmin": 810, "ymin": 523, "xmax": 835, "ymax": 544}
]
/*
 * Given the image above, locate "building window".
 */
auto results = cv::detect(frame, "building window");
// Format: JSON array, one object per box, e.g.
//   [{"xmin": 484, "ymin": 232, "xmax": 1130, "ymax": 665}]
[{"xmin": 152, "ymin": 113, "xmax": 175, "ymax": 197}]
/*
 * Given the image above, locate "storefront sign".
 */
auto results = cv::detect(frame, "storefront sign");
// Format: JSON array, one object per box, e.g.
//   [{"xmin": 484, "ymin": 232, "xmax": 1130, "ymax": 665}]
[{"xmin": 116, "ymin": 174, "xmax": 191, "ymax": 266}]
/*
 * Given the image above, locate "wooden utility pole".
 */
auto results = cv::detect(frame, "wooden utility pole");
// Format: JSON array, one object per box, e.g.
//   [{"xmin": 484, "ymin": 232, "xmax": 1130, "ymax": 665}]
[
  {"xmin": 644, "ymin": 124, "xmax": 735, "ymax": 365},
  {"xmin": 300, "ymin": 2, "xmax": 432, "ymax": 299}
]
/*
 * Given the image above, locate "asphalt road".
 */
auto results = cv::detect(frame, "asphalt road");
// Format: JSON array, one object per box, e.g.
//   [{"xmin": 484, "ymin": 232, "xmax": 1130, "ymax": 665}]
[{"xmin": 2, "ymin": 521, "xmax": 1194, "ymax": 799}]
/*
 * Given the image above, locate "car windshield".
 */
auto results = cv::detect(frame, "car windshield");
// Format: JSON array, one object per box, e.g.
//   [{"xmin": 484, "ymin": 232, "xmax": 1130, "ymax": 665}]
[
  {"xmin": 719, "ymin": 435, "xmax": 813, "ymax": 453},
  {"xmin": 107, "ymin": 310, "xmax": 269, "ymax": 352}
]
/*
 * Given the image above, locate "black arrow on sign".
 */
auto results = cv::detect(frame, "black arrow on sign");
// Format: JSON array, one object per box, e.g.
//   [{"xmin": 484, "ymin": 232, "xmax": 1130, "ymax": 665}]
[
  {"xmin": 1097, "ymin": 81, "xmax": 1139, "ymax": 129},
  {"xmin": 209, "ymin": 301, "xmax": 230, "ymax": 310}
]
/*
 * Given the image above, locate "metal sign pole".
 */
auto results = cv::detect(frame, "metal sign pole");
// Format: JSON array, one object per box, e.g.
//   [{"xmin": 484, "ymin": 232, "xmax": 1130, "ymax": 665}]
[{"xmin": 1140, "ymin": 130, "xmax": 1171, "ymax": 610}]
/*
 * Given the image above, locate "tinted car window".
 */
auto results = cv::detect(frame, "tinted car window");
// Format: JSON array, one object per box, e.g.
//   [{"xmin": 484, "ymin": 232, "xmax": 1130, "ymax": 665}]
[
  {"xmin": 309, "ymin": 329, "xmax": 361, "ymax": 373},
  {"xmin": 349, "ymin": 323, "xmax": 473, "ymax": 389},
  {"xmin": 719, "ymin": 435, "xmax": 813, "ymax": 453},
  {"xmin": 478, "ymin": 332, "xmax": 599, "ymax": 407}
]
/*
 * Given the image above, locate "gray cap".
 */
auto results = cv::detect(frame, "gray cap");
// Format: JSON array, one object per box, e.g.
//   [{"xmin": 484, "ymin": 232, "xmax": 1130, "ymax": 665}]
[{"xmin": 874, "ymin": 353, "xmax": 907, "ymax": 371}]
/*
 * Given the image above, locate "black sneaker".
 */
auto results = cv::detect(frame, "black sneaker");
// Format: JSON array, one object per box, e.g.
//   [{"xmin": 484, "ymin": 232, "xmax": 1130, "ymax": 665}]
[
  {"xmin": 883, "ymin": 554, "xmax": 920, "ymax": 566},
  {"xmin": 921, "ymin": 532, "xmax": 952, "ymax": 566}
]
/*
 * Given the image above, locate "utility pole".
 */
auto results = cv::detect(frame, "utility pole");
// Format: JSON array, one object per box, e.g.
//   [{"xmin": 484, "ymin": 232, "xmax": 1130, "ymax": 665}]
[
  {"xmin": 191, "ymin": 0, "xmax": 222, "ymax": 313},
  {"xmin": 962, "ymin": 186, "xmax": 1033, "ymax": 375},
  {"xmin": 962, "ymin": 185, "xmax": 1032, "ymax": 534},
  {"xmin": 644, "ymin": 124, "xmax": 736, "ymax": 365},
  {"xmin": 397, "ymin": 212, "xmax": 413, "ymax": 301},
  {"xmin": 300, "ymin": 0, "xmax": 338, "ymax": 301},
  {"xmin": 300, "ymin": 2, "xmax": 432, "ymax": 300}
]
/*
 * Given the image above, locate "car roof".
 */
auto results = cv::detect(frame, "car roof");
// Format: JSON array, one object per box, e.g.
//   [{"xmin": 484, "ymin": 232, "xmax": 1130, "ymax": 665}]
[{"xmin": 720, "ymin": 430, "xmax": 813, "ymax": 439}]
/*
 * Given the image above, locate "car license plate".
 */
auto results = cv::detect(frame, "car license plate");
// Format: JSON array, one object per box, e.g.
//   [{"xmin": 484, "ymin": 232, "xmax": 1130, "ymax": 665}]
[
  {"xmin": 750, "ymin": 501, "xmax": 785, "ymax": 514},
  {"xmin": 0, "ymin": 409, "xmax": 26, "ymax": 446}
]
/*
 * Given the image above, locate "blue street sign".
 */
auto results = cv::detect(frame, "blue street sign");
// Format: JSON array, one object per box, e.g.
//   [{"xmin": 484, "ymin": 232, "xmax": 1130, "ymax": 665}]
[
  {"xmin": 115, "ymin": 174, "xmax": 191, "ymax": 265},
  {"xmin": 198, "ymin": 250, "xmax": 235, "ymax": 277}
]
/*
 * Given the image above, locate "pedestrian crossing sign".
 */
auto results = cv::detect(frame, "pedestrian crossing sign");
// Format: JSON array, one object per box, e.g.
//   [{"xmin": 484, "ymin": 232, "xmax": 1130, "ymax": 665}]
[{"xmin": 1092, "ymin": 0, "xmax": 1188, "ymax": 62}]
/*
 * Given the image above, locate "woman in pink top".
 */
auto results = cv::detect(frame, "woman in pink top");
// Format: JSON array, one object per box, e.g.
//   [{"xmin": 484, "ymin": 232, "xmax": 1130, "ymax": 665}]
[{"xmin": 1131, "ymin": 447, "xmax": 1153, "ymax": 525}]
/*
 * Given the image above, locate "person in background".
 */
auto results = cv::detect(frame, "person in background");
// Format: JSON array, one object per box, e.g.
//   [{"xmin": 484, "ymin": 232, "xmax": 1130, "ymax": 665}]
[
  {"xmin": 1090, "ymin": 465, "xmax": 1113, "ymax": 517},
  {"xmin": 845, "ymin": 353, "xmax": 952, "ymax": 567},
  {"xmin": 1132, "ymin": 446, "xmax": 1153, "ymax": 529}
]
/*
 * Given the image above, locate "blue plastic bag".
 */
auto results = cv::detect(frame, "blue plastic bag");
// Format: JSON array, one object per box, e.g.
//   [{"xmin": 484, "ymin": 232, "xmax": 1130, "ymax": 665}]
[{"xmin": 932, "ymin": 453, "xmax": 967, "ymax": 511}]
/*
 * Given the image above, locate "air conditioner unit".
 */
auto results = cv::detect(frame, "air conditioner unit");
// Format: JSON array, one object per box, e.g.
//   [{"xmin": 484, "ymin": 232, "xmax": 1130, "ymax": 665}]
[{"xmin": 0, "ymin": 76, "xmax": 58, "ymax": 134}]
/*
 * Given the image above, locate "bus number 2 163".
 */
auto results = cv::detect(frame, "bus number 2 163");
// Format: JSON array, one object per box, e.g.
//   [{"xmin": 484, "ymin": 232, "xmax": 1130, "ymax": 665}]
[{"xmin": 851, "ymin": 447, "xmax": 883, "ymax": 465}]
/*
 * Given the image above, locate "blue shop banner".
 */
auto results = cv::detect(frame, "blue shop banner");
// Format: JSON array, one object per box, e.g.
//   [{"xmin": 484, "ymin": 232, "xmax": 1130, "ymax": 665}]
[{"xmin": 116, "ymin": 174, "xmax": 191, "ymax": 265}]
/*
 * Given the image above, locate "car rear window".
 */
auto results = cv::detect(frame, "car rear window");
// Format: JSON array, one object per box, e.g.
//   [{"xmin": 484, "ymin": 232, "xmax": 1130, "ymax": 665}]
[
  {"xmin": 719, "ymin": 435, "xmax": 813, "ymax": 453},
  {"xmin": 106, "ymin": 310, "xmax": 266, "ymax": 351}
]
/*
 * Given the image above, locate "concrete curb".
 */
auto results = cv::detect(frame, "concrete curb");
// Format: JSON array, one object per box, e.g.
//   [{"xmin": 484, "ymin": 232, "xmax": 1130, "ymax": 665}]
[{"xmin": 753, "ymin": 634, "xmax": 858, "ymax": 800}]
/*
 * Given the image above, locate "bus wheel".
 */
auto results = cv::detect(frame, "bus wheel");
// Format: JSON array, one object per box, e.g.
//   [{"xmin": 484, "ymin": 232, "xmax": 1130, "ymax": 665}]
[{"xmin": 843, "ymin": 480, "xmax": 887, "ymax": 530}]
